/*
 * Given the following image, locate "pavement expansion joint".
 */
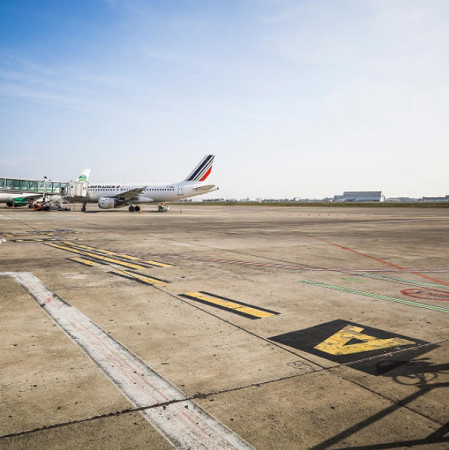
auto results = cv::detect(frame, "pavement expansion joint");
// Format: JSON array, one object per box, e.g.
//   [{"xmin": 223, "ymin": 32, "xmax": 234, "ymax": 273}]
[
  {"xmin": 2, "ymin": 374, "xmax": 316, "ymax": 439},
  {"xmin": 1, "ymin": 372, "xmax": 331, "ymax": 441},
  {"xmin": 2, "ymin": 380, "xmax": 302, "ymax": 441}
]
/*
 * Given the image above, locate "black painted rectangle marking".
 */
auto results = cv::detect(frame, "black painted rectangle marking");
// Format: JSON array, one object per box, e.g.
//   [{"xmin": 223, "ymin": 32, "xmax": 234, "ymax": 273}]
[
  {"xmin": 69, "ymin": 257, "xmax": 99, "ymax": 267},
  {"xmin": 109, "ymin": 269, "xmax": 168, "ymax": 285},
  {"xmin": 270, "ymin": 320, "xmax": 427, "ymax": 367},
  {"xmin": 180, "ymin": 291, "xmax": 280, "ymax": 319}
]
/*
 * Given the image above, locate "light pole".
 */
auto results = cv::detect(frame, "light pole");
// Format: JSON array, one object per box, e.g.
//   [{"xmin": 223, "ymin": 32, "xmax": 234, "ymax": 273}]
[{"xmin": 43, "ymin": 176, "xmax": 48, "ymax": 203}]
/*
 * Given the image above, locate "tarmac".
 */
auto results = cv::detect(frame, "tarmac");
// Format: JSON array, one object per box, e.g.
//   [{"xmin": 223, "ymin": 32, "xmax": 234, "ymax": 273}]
[{"xmin": 1, "ymin": 204, "xmax": 448, "ymax": 449}]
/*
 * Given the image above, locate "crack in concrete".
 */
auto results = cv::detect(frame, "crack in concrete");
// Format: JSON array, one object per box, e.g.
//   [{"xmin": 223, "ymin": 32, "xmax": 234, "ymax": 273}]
[{"xmin": 0, "ymin": 370, "xmax": 315, "ymax": 440}]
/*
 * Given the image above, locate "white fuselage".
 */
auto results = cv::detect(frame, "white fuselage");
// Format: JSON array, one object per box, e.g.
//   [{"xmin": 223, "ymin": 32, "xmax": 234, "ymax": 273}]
[
  {"xmin": 0, "ymin": 191, "xmax": 36, "ymax": 202},
  {"xmin": 87, "ymin": 181, "xmax": 216, "ymax": 203},
  {"xmin": 0, "ymin": 190, "xmax": 47, "ymax": 207},
  {"xmin": 71, "ymin": 154, "xmax": 218, "ymax": 210}
]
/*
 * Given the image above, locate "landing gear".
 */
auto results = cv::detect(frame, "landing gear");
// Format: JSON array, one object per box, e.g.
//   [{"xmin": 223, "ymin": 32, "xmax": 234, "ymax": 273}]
[
  {"xmin": 158, "ymin": 204, "xmax": 170, "ymax": 212},
  {"xmin": 81, "ymin": 202, "xmax": 87, "ymax": 212},
  {"xmin": 128, "ymin": 205, "xmax": 140, "ymax": 212}
]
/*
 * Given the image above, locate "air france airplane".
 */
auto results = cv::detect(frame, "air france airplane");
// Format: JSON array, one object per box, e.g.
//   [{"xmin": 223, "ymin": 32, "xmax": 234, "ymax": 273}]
[{"xmin": 81, "ymin": 155, "xmax": 218, "ymax": 212}]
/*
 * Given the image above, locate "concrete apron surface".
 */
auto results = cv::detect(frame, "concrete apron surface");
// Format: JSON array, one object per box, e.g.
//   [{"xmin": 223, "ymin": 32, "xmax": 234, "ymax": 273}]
[{"xmin": 1, "ymin": 205, "xmax": 448, "ymax": 449}]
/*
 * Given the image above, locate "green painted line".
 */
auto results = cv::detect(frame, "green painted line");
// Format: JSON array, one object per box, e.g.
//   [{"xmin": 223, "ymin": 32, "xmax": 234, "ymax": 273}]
[
  {"xmin": 359, "ymin": 273, "xmax": 449, "ymax": 290},
  {"xmin": 301, "ymin": 280, "xmax": 449, "ymax": 314}
]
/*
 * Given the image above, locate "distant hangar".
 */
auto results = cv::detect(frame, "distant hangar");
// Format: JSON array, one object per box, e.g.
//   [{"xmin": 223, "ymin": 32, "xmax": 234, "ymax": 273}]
[{"xmin": 333, "ymin": 191, "xmax": 385, "ymax": 202}]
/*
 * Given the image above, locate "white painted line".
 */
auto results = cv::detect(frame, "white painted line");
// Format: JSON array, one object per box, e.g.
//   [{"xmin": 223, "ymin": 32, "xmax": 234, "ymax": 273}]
[{"xmin": 2, "ymin": 272, "xmax": 253, "ymax": 449}]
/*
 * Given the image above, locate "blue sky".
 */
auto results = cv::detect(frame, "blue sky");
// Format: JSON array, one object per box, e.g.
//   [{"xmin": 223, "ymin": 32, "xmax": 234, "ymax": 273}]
[{"xmin": 1, "ymin": 0, "xmax": 448, "ymax": 198}]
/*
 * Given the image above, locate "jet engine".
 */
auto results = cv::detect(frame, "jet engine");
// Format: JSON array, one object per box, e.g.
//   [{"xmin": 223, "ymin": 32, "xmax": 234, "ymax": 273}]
[
  {"xmin": 6, "ymin": 198, "xmax": 29, "ymax": 207},
  {"xmin": 98, "ymin": 197, "xmax": 121, "ymax": 209}
]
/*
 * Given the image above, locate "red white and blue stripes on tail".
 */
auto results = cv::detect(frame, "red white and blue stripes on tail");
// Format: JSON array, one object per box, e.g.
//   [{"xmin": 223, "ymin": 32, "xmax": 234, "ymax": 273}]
[{"xmin": 185, "ymin": 155, "xmax": 215, "ymax": 182}]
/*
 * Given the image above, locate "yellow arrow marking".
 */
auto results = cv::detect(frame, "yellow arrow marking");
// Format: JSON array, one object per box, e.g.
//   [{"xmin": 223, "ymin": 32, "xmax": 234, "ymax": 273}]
[{"xmin": 314, "ymin": 325, "xmax": 414, "ymax": 355}]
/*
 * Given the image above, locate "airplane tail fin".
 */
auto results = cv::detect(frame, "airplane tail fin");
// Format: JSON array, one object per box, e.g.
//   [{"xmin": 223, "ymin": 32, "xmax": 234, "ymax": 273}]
[
  {"xmin": 79, "ymin": 169, "xmax": 91, "ymax": 182},
  {"xmin": 184, "ymin": 155, "xmax": 215, "ymax": 182}
]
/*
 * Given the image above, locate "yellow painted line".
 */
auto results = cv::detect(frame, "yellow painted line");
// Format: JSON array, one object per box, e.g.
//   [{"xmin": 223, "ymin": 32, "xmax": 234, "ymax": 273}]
[
  {"xmin": 70, "ymin": 257, "xmax": 99, "ymax": 267},
  {"xmin": 61, "ymin": 241, "xmax": 174, "ymax": 268},
  {"xmin": 314, "ymin": 325, "xmax": 414, "ymax": 355},
  {"xmin": 116, "ymin": 254, "xmax": 141, "ymax": 260},
  {"xmin": 111, "ymin": 269, "xmax": 167, "ymax": 285},
  {"xmin": 63, "ymin": 242, "xmax": 151, "ymax": 263},
  {"xmin": 64, "ymin": 242, "xmax": 139, "ymax": 260},
  {"xmin": 63, "ymin": 242, "xmax": 117, "ymax": 255},
  {"xmin": 47, "ymin": 242, "xmax": 86, "ymax": 253},
  {"xmin": 46, "ymin": 243, "xmax": 147, "ymax": 270},
  {"xmin": 84, "ymin": 253, "xmax": 146, "ymax": 270},
  {"xmin": 182, "ymin": 292, "xmax": 277, "ymax": 319},
  {"xmin": 143, "ymin": 260, "xmax": 173, "ymax": 268},
  {"xmin": 63, "ymin": 242, "xmax": 172, "ymax": 268},
  {"xmin": 81, "ymin": 254, "xmax": 146, "ymax": 270},
  {"xmin": 13, "ymin": 238, "xmax": 54, "ymax": 242}
]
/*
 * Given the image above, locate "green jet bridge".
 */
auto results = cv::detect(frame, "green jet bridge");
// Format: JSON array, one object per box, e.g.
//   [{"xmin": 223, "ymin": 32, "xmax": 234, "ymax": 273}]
[{"xmin": 0, "ymin": 177, "xmax": 69, "ymax": 207}]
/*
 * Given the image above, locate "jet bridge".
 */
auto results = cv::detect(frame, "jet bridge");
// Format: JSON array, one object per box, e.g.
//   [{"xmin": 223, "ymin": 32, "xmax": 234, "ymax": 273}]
[
  {"xmin": 0, "ymin": 177, "xmax": 68, "ymax": 207},
  {"xmin": 66, "ymin": 179, "xmax": 89, "ymax": 200},
  {"xmin": 0, "ymin": 177, "xmax": 67, "ymax": 194},
  {"xmin": 65, "ymin": 169, "xmax": 91, "ymax": 202}
]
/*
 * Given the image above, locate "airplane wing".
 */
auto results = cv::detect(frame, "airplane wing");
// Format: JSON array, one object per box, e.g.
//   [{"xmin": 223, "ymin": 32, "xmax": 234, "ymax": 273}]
[
  {"xmin": 20, "ymin": 193, "xmax": 44, "ymax": 201},
  {"xmin": 114, "ymin": 186, "xmax": 148, "ymax": 203}
]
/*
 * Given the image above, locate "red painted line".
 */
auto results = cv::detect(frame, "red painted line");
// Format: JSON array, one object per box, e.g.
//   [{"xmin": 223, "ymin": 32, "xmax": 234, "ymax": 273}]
[
  {"xmin": 173, "ymin": 255, "xmax": 449, "ymax": 274},
  {"xmin": 401, "ymin": 288, "xmax": 449, "ymax": 301},
  {"xmin": 309, "ymin": 234, "xmax": 449, "ymax": 288}
]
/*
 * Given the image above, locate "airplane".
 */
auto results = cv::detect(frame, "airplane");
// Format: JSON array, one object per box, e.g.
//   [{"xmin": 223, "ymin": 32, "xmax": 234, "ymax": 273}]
[
  {"xmin": 71, "ymin": 155, "xmax": 218, "ymax": 212},
  {"xmin": 0, "ymin": 191, "xmax": 40, "ymax": 208}
]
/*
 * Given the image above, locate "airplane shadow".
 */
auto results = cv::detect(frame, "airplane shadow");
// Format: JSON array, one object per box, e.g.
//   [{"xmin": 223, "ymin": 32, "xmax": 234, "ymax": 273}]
[
  {"xmin": 78, "ymin": 210, "xmax": 164, "ymax": 214},
  {"xmin": 312, "ymin": 354, "xmax": 449, "ymax": 449}
]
